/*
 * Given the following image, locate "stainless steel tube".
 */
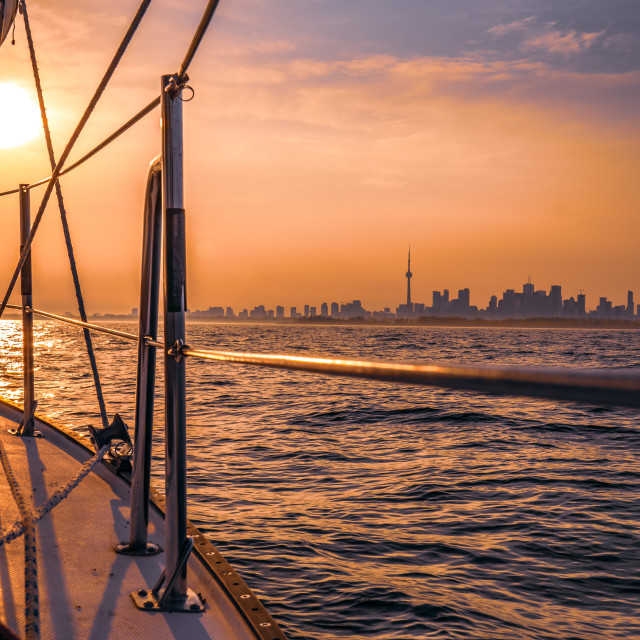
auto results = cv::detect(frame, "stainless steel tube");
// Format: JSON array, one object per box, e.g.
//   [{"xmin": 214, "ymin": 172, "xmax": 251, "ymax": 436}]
[
  {"xmin": 182, "ymin": 348, "xmax": 640, "ymax": 409},
  {"xmin": 161, "ymin": 74, "xmax": 188, "ymax": 600},
  {"xmin": 125, "ymin": 156, "xmax": 163, "ymax": 554},
  {"xmin": 7, "ymin": 306, "xmax": 139, "ymax": 341},
  {"xmin": 19, "ymin": 185, "xmax": 35, "ymax": 435}
]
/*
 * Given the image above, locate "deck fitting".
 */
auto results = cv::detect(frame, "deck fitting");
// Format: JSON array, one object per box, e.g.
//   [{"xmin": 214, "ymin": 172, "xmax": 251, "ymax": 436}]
[
  {"xmin": 131, "ymin": 587, "xmax": 204, "ymax": 613},
  {"xmin": 115, "ymin": 541, "xmax": 162, "ymax": 556},
  {"xmin": 8, "ymin": 427, "xmax": 43, "ymax": 438}
]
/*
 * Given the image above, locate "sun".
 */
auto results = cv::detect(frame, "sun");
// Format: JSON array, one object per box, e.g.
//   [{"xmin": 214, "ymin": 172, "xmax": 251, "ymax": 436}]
[{"xmin": 0, "ymin": 83, "xmax": 41, "ymax": 149}]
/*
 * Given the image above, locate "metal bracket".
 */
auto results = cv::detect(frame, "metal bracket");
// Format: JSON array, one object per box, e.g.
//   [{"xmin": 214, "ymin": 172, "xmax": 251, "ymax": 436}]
[
  {"xmin": 115, "ymin": 541, "xmax": 162, "ymax": 556},
  {"xmin": 104, "ymin": 440, "xmax": 133, "ymax": 474},
  {"xmin": 9, "ymin": 400, "xmax": 42, "ymax": 438},
  {"xmin": 167, "ymin": 339, "xmax": 190, "ymax": 363},
  {"xmin": 131, "ymin": 536, "xmax": 204, "ymax": 612},
  {"xmin": 164, "ymin": 73, "xmax": 190, "ymax": 95},
  {"xmin": 87, "ymin": 413, "xmax": 131, "ymax": 452},
  {"xmin": 131, "ymin": 586, "xmax": 203, "ymax": 612}
]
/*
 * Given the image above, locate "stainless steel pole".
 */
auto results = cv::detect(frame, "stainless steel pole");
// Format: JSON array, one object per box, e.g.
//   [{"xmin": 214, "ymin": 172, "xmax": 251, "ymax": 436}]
[
  {"xmin": 118, "ymin": 157, "xmax": 163, "ymax": 555},
  {"xmin": 131, "ymin": 74, "xmax": 201, "ymax": 614},
  {"xmin": 161, "ymin": 74, "xmax": 188, "ymax": 601},
  {"xmin": 20, "ymin": 185, "xmax": 35, "ymax": 436}
]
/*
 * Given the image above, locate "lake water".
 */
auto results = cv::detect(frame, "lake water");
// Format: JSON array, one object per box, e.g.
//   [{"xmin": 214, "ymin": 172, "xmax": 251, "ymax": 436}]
[{"xmin": 1, "ymin": 321, "xmax": 639, "ymax": 639}]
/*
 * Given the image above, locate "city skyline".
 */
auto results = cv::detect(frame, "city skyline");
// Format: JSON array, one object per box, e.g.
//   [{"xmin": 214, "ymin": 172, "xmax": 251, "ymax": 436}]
[
  {"xmin": 186, "ymin": 261, "xmax": 638, "ymax": 321},
  {"xmin": 180, "ymin": 251, "xmax": 639, "ymax": 321},
  {"xmin": 59, "ymin": 255, "xmax": 638, "ymax": 320}
]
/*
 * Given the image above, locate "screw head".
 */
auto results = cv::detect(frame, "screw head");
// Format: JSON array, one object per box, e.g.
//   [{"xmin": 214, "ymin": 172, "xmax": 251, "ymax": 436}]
[
  {"xmin": 137, "ymin": 590, "xmax": 147, "ymax": 597},
  {"xmin": 143, "ymin": 600, "xmax": 154, "ymax": 609},
  {"xmin": 190, "ymin": 603, "xmax": 200, "ymax": 611}
]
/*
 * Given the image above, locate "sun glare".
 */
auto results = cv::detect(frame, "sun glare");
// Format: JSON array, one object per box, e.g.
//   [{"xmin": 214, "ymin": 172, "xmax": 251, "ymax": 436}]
[{"xmin": 0, "ymin": 83, "xmax": 41, "ymax": 149}]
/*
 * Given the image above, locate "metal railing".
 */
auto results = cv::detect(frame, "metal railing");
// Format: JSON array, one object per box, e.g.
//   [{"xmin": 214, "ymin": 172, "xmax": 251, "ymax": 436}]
[
  {"xmin": 0, "ymin": 0, "xmax": 226, "ymax": 618},
  {"xmin": 181, "ymin": 348, "xmax": 640, "ymax": 409}
]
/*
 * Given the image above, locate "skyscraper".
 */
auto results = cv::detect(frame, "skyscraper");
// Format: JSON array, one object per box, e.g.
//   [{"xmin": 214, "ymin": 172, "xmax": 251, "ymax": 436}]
[
  {"xmin": 406, "ymin": 247, "xmax": 412, "ymax": 306},
  {"xmin": 550, "ymin": 285, "xmax": 562, "ymax": 316}
]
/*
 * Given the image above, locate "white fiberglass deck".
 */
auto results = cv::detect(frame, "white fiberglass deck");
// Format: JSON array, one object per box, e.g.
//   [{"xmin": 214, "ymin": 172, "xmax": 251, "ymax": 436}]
[{"xmin": 0, "ymin": 413, "xmax": 260, "ymax": 640}]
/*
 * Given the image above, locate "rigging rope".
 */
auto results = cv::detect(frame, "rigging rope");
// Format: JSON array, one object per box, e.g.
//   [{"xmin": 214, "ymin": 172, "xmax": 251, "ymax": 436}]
[
  {"xmin": 21, "ymin": 0, "xmax": 108, "ymax": 429},
  {"xmin": 0, "ymin": 436, "xmax": 40, "ymax": 640},
  {"xmin": 177, "ymin": 0, "xmax": 222, "ymax": 80},
  {"xmin": 1, "ymin": 0, "xmax": 222, "ymax": 201},
  {"xmin": 0, "ymin": 98, "xmax": 160, "ymax": 197},
  {"xmin": 0, "ymin": 0, "xmax": 153, "ymax": 320},
  {"xmin": 0, "ymin": 443, "xmax": 109, "ymax": 549},
  {"xmin": 26, "ymin": 97, "xmax": 161, "ymax": 192}
]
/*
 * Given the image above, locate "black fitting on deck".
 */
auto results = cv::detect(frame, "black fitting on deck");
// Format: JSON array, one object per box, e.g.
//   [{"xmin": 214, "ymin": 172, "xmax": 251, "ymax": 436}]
[{"xmin": 87, "ymin": 413, "xmax": 131, "ymax": 452}]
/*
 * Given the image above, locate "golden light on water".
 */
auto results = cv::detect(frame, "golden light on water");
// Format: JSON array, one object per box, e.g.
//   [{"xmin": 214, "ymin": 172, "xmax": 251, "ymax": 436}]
[{"xmin": 0, "ymin": 83, "xmax": 40, "ymax": 149}]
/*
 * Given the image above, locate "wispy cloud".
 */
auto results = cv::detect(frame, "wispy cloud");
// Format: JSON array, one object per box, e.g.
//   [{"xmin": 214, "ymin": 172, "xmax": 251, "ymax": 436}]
[
  {"xmin": 602, "ymin": 32, "xmax": 639, "ymax": 53},
  {"xmin": 487, "ymin": 16, "xmax": 611, "ymax": 59},
  {"xmin": 523, "ymin": 29, "xmax": 605, "ymax": 57},
  {"xmin": 220, "ymin": 39, "xmax": 297, "ymax": 56},
  {"xmin": 202, "ymin": 51, "xmax": 639, "ymax": 134},
  {"xmin": 487, "ymin": 17, "xmax": 536, "ymax": 37}
]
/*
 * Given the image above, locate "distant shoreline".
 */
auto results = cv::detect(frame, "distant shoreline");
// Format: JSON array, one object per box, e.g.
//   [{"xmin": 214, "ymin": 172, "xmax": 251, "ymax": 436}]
[
  {"xmin": 74, "ymin": 315, "xmax": 640, "ymax": 329},
  {"xmin": 201, "ymin": 317, "xmax": 640, "ymax": 329},
  {"xmin": 284, "ymin": 317, "xmax": 640, "ymax": 329},
  {"xmin": 3, "ymin": 314, "xmax": 639, "ymax": 330}
]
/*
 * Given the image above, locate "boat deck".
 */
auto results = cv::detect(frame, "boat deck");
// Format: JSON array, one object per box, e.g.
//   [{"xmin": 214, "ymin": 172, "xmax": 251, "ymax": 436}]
[{"xmin": 0, "ymin": 413, "xmax": 266, "ymax": 640}]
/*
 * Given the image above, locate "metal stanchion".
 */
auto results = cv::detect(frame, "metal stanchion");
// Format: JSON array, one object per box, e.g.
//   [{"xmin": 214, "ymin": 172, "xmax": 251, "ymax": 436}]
[
  {"xmin": 117, "ymin": 158, "xmax": 163, "ymax": 556},
  {"xmin": 11, "ymin": 185, "xmax": 40, "ymax": 438},
  {"xmin": 132, "ymin": 75, "xmax": 202, "ymax": 613}
]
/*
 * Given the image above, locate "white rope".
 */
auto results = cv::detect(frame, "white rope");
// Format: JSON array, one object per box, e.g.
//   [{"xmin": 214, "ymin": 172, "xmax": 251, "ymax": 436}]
[
  {"xmin": 0, "ymin": 445, "xmax": 109, "ymax": 548},
  {"xmin": 34, "ymin": 445, "xmax": 109, "ymax": 520},
  {"xmin": 0, "ymin": 436, "xmax": 40, "ymax": 639},
  {"xmin": 0, "ymin": 441, "xmax": 109, "ymax": 639}
]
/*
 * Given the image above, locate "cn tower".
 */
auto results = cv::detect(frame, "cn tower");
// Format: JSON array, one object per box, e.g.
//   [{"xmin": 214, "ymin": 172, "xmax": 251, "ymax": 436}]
[{"xmin": 406, "ymin": 247, "xmax": 412, "ymax": 306}]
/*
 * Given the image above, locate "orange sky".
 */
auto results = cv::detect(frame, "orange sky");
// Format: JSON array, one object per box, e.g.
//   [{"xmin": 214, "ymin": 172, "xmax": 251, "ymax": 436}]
[{"xmin": 1, "ymin": 0, "xmax": 639, "ymax": 314}]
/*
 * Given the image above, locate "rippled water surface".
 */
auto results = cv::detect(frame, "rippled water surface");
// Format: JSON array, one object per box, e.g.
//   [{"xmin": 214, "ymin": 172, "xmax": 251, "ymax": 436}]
[{"xmin": 1, "ymin": 321, "xmax": 640, "ymax": 639}]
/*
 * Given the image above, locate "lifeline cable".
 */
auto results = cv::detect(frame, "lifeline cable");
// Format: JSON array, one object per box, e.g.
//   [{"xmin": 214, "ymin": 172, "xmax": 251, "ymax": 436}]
[
  {"xmin": 0, "ymin": 186, "xmax": 20, "ymax": 198},
  {"xmin": 21, "ymin": 0, "xmax": 108, "ymax": 429},
  {"xmin": 0, "ymin": 0, "xmax": 153, "ymax": 320}
]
